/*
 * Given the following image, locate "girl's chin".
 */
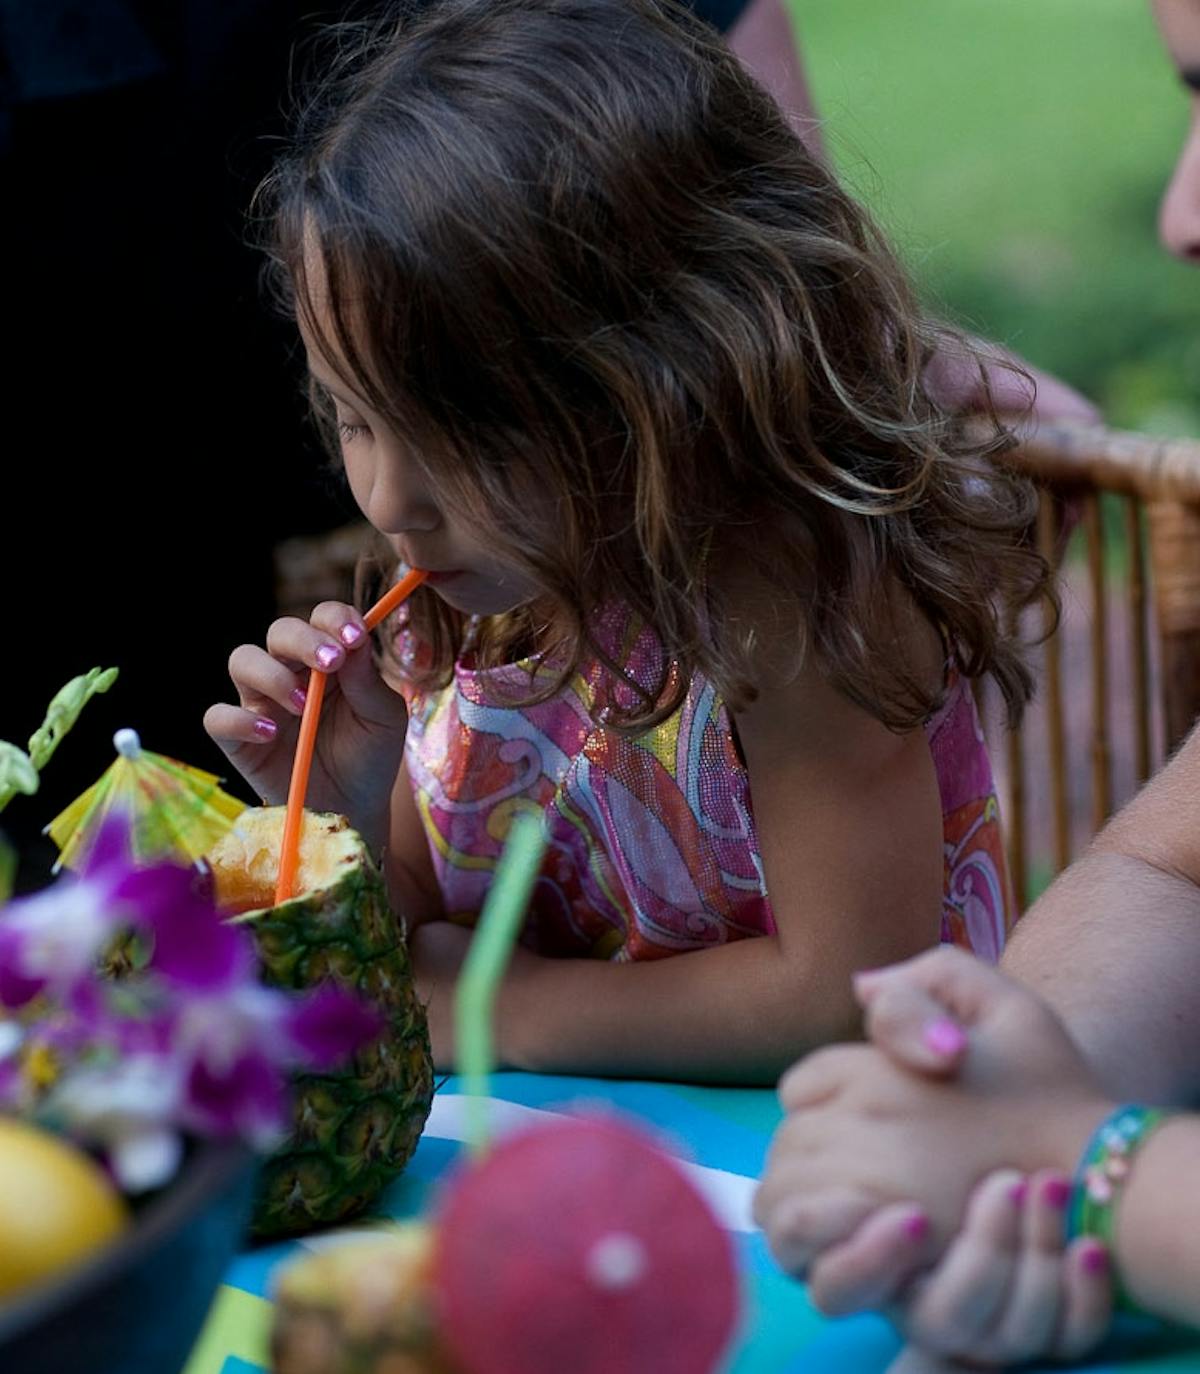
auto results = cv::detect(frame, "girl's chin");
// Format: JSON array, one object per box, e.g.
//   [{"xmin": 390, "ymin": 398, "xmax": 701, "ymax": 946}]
[{"xmin": 426, "ymin": 571, "xmax": 533, "ymax": 616}]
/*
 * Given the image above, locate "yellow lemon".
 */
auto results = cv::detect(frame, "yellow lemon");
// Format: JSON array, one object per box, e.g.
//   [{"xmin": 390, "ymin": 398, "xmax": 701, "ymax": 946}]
[{"xmin": 0, "ymin": 1116, "xmax": 130, "ymax": 1300}]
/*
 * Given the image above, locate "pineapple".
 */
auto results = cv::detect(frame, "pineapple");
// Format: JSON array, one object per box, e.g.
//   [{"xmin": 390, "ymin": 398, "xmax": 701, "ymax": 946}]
[
  {"xmin": 207, "ymin": 808, "xmax": 434, "ymax": 1239},
  {"xmin": 271, "ymin": 1224, "xmax": 456, "ymax": 1374}
]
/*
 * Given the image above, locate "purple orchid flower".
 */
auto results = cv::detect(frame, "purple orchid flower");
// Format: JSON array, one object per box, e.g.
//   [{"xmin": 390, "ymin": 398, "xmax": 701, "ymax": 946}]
[
  {"xmin": 0, "ymin": 811, "xmax": 208, "ymax": 1009},
  {"xmin": 168, "ymin": 980, "xmax": 383, "ymax": 1146},
  {"xmin": 1, "ymin": 807, "xmax": 387, "ymax": 1187},
  {"xmin": 284, "ymin": 982, "xmax": 386, "ymax": 1070},
  {"xmin": 183, "ymin": 1048, "xmax": 289, "ymax": 1149}
]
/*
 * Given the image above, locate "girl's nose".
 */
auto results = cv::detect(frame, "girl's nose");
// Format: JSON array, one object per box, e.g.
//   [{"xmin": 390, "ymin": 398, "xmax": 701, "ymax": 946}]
[
  {"xmin": 1159, "ymin": 123, "xmax": 1200, "ymax": 262},
  {"xmin": 362, "ymin": 439, "xmax": 442, "ymax": 535}
]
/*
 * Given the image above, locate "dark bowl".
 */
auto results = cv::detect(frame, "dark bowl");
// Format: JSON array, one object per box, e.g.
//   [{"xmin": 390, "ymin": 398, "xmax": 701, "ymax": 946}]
[{"xmin": 0, "ymin": 1139, "xmax": 258, "ymax": 1374}]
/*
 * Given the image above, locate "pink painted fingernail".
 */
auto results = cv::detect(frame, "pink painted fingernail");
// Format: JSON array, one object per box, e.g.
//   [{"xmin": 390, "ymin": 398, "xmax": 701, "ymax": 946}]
[
  {"xmin": 1042, "ymin": 1175, "xmax": 1072, "ymax": 1209},
  {"xmin": 340, "ymin": 622, "xmax": 364, "ymax": 647},
  {"xmin": 253, "ymin": 717, "xmax": 277, "ymax": 740},
  {"xmin": 315, "ymin": 644, "xmax": 341, "ymax": 670},
  {"xmin": 1080, "ymin": 1242, "xmax": 1109, "ymax": 1275},
  {"xmin": 1008, "ymin": 1179, "xmax": 1028, "ymax": 1206},
  {"xmin": 290, "ymin": 687, "xmax": 308, "ymax": 712},
  {"xmin": 923, "ymin": 1018, "xmax": 967, "ymax": 1057},
  {"xmin": 903, "ymin": 1211, "xmax": 930, "ymax": 1241}
]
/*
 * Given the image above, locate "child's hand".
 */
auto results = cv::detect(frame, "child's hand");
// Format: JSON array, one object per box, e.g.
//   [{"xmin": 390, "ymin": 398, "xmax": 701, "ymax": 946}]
[
  {"xmin": 204, "ymin": 601, "xmax": 408, "ymax": 850},
  {"xmin": 754, "ymin": 948, "xmax": 1114, "ymax": 1271},
  {"xmin": 807, "ymin": 1169, "xmax": 1113, "ymax": 1366}
]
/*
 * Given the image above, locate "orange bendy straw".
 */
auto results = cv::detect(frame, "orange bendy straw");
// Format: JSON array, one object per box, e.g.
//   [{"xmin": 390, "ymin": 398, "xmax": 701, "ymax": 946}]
[{"xmin": 274, "ymin": 567, "xmax": 429, "ymax": 904}]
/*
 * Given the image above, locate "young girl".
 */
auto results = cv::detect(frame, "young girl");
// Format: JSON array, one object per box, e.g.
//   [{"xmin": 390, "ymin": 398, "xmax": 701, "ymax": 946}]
[{"xmin": 204, "ymin": 0, "xmax": 1046, "ymax": 1083}]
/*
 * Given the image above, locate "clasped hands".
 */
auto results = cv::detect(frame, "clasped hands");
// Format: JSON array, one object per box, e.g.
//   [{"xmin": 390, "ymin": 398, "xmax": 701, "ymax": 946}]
[{"xmin": 753, "ymin": 948, "xmax": 1117, "ymax": 1368}]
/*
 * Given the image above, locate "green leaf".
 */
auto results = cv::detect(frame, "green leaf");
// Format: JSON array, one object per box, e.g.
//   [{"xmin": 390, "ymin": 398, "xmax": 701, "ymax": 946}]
[
  {"xmin": 27, "ymin": 667, "xmax": 119, "ymax": 771},
  {"xmin": 0, "ymin": 741, "xmax": 39, "ymax": 815},
  {"xmin": 0, "ymin": 832, "xmax": 15, "ymax": 904},
  {"xmin": 0, "ymin": 666, "xmax": 118, "ymax": 817}
]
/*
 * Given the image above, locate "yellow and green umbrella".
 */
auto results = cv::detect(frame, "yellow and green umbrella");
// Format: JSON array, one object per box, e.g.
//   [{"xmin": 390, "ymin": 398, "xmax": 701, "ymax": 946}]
[{"xmin": 46, "ymin": 729, "xmax": 246, "ymax": 874}]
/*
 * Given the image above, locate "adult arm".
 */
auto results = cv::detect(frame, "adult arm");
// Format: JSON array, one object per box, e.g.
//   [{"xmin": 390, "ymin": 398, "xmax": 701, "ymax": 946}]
[{"xmin": 1003, "ymin": 723, "xmax": 1200, "ymax": 1105}]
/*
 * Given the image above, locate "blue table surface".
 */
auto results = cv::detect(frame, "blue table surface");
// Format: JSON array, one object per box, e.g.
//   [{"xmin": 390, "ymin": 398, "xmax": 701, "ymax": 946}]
[{"xmin": 183, "ymin": 1074, "xmax": 1200, "ymax": 1374}]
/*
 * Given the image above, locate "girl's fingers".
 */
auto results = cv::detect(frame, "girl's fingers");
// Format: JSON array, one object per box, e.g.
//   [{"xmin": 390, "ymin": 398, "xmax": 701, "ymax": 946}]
[
  {"xmin": 1054, "ymin": 1239, "xmax": 1113, "ymax": 1361},
  {"xmin": 807, "ymin": 1202, "xmax": 932, "ymax": 1316},
  {"xmin": 986, "ymin": 1170, "xmax": 1074, "ymax": 1363},
  {"xmin": 905, "ymin": 1169, "xmax": 1024, "ymax": 1356},
  {"xmin": 756, "ymin": 1186, "xmax": 879, "ymax": 1279},
  {"xmin": 309, "ymin": 600, "xmax": 368, "ymax": 649},
  {"xmin": 853, "ymin": 946, "xmax": 1017, "ymax": 1033},
  {"xmin": 857, "ymin": 975, "xmax": 968, "ymax": 1078},
  {"xmin": 202, "ymin": 702, "xmax": 288, "ymax": 749},
  {"xmin": 228, "ymin": 642, "xmax": 310, "ymax": 716},
  {"xmin": 777, "ymin": 1042, "xmax": 872, "ymax": 1111},
  {"xmin": 265, "ymin": 614, "xmax": 349, "ymax": 677},
  {"xmin": 290, "ymin": 603, "xmax": 406, "ymax": 727}
]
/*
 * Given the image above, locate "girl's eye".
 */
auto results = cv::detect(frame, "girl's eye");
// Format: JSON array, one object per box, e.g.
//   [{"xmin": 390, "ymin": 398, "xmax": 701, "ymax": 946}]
[{"xmin": 338, "ymin": 420, "xmax": 370, "ymax": 443}]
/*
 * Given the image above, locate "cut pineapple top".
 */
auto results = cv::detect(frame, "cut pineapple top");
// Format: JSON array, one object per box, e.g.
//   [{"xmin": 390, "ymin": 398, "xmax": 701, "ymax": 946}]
[
  {"xmin": 207, "ymin": 808, "xmax": 364, "ymax": 916},
  {"xmin": 275, "ymin": 1223, "xmax": 435, "ymax": 1310}
]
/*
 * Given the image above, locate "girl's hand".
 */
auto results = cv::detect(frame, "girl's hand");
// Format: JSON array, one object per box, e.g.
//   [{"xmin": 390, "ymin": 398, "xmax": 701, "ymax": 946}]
[
  {"xmin": 808, "ymin": 1169, "xmax": 1113, "ymax": 1366},
  {"xmin": 203, "ymin": 601, "xmax": 408, "ymax": 850}
]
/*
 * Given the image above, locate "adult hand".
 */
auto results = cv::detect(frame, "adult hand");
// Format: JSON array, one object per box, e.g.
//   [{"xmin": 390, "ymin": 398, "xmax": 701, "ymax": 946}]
[{"xmin": 924, "ymin": 334, "xmax": 1100, "ymax": 426}]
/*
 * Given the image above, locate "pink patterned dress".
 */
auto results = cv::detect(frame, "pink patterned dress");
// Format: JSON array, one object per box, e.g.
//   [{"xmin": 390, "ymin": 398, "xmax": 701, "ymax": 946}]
[{"xmin": 397, "ymin": 605, "xmax": 1014, "ymax": 963}]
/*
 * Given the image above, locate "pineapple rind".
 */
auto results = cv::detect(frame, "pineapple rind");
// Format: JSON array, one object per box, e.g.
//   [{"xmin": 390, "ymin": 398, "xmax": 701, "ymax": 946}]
[{"xmin": 209, "ymin": 809, "xmax": 434, "ymax": 1240}]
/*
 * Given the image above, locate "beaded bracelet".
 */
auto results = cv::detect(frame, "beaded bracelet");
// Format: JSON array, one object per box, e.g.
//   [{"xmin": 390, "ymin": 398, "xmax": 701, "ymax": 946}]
[{"xmin": 1069, "ymin": 1104, "xmax": 1168, "ymax": 1310}]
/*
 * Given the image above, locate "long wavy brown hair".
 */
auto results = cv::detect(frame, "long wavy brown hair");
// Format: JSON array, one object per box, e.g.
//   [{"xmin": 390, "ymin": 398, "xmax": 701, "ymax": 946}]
[{"xmin": 260, "ymin": 0, "xmax": 1049, "ymax": 731}]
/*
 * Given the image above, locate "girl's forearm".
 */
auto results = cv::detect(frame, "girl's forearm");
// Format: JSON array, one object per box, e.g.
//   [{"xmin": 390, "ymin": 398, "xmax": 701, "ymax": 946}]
[
  {"xmin": 497, "ymin": 936, "xmax": 862, "ymax": 1084},
  {"xmin": 1115, "ymin": 1115, "xmax": 1200, "ymax": 1326}
]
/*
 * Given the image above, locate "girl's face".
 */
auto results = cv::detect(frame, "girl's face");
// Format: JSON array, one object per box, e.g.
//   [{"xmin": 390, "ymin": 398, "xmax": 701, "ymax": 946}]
[
  {"xmin": 302, "ymin": 337, "xmax": 541, "ymax": 619},
  {"xmin": 1153, "ymin": 0, "xmax": 1200, "ymax": 260}
]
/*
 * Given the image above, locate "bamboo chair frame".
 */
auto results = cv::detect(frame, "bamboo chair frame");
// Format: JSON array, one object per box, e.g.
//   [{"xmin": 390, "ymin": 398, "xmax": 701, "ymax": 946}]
[{"xmin": 993, "ymin": 422, "xmax": 1200, "ymax": 905}]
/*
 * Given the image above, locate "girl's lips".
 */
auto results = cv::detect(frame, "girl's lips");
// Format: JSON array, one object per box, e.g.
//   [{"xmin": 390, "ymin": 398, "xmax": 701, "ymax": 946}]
[{"xmin": 421, "ymin": 569, "xmax": 463, "ymax": 586}]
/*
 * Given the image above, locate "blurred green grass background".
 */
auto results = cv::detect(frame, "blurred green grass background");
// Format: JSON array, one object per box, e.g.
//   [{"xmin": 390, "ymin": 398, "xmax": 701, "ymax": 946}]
[{"xmin": 790, "ymin": 0, "xmax": 1198, "ymax": 436}]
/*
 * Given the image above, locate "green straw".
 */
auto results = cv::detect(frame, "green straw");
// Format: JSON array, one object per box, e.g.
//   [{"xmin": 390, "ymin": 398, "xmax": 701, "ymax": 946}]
[{"xmin": 454, "ymin": 809, "xmax": 547, "ymax": 1156}]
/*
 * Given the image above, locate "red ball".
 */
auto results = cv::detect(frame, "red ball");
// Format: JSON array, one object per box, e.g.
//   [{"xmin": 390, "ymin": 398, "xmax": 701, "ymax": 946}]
[{"xmin": 433, "ymin": 1116, "xmax": 739, "ymax": 1374}]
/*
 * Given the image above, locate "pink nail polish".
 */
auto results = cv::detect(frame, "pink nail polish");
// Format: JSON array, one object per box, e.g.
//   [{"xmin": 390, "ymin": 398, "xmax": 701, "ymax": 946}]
[
  {"xmin": 1042, "ymin": 1176, "xmax": 1072, "ymax": 1209},
  {"xmin": 1008, "ymin": 1180, "xmax": 1028, "ymax": 1206},
  {"xmin": 290, "ymin": 687, "xmax": 308, "ymax": 711},
  {"xmin": 315, "ymin": 644, "xmax": 341, "ymax": 670},
  {"xmin": 1080, "ymin": 1242, "xmax": 1109, "ymax": 1275},
  {"xmin": 903, "ymin": 1211, "xmax": 930, "ymax": 1241},
  {"xmin": 340, "ymin": 622, "xmax": 364, "ymax": 647},
  {"xmin": 923, "ymin": 1018, "xmax": 968, "ymax": 1057},
  {"xmin": 253, "ymin": 717, "xmax": 277, "ymax": 740}
]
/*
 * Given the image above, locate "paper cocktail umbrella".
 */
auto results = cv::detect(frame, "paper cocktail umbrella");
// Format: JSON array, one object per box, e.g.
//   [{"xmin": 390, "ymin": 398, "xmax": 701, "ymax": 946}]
[
  {"xmin": 434, "ymin": 1115, "xmax": 739, "ymax": 1374},
  {"xmin": 433, "ymin": 811, "xmax": 740, "ymax": 1374},
  {"xmin": 45, "ymin": 729, "xmax": 246, "ymax": 873}
]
